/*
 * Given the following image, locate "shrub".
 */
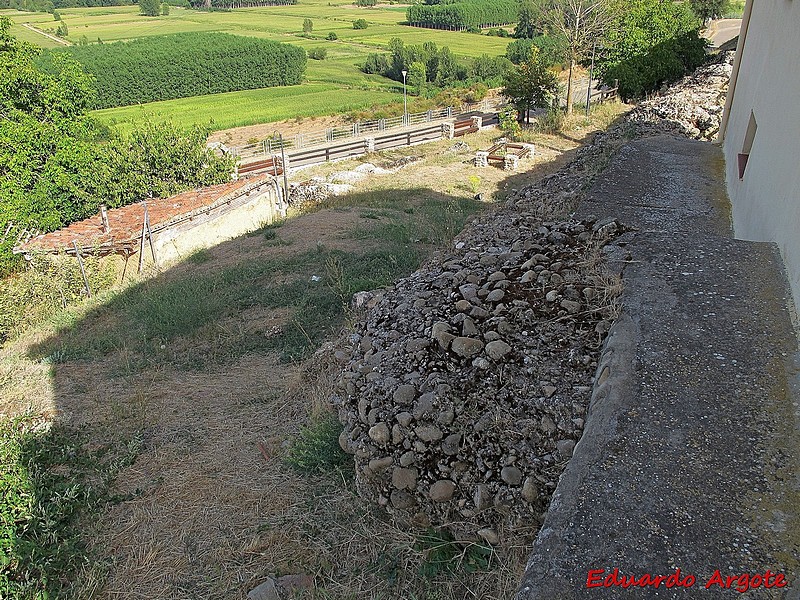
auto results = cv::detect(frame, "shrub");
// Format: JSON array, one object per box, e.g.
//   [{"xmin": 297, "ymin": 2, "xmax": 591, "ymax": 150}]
[
  {"xmin": 326, "ymin": 31, "xmax": 337, "ymax": 40},
  {"xmin": 356, "ymin": 0, "xmax": 376, "ymax": 5},
  {"xmin": 352, "ymin": 18, "xmax": 368, "ymax": 29},
  {"xmin": 363, "ymin": 52, "xmax": 389, "ymax": 74},
  {"xmin": 302, "ymin": 17, "xmax": 313, "ymax": 33},
  {"xmin": 308, "ymin": 47, "xmax": 327, "ymax": 60}
]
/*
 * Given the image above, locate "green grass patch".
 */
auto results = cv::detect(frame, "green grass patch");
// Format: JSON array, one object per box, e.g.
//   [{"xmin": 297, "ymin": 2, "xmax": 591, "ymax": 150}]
[
  {"xmin": 285, "ymin": 412, "xmax": 352, "ymax": 474},
  {"xmin": 0, "ymin": 414, "xmax": 142, "ymax": 599},
  {"xmin": 30, "ymin": 190, "xmax": 485, "ymax": 370},
  {"xmin": 93, "ymin": 84, "xmax": 401, "ymax": 133},
  {"xmin": 415, "ymin": 528, "xmax": 495, "ymax": 579}
]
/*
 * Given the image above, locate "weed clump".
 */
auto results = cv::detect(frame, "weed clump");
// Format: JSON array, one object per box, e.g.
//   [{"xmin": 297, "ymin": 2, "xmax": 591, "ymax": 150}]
[{"xmin": 285, "ymin": 412, "xmax": 352, "ymax": 475}]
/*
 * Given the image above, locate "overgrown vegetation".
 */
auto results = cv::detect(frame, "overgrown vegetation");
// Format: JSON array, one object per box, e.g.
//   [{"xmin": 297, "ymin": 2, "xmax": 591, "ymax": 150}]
[
  {"xmin": 0, "ymin": 19, "xmax": 234, "ymax": 276},
  {"xmin": 46, "ymin": 32, "xmax": 307, "ymax": 109},
  {"xmin": 0, "ymin": 414, "xmax": 142, "ymax": 599},
  {"xmin": 596, "ymin": 0, "xmax": 708, "ymax": 99}
]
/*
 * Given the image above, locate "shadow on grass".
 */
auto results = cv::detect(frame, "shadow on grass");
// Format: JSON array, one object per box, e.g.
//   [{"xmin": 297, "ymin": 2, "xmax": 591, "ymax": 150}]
[{"xmin": 3, "ymin": 186, "xmax": 487, "ymax": 598}]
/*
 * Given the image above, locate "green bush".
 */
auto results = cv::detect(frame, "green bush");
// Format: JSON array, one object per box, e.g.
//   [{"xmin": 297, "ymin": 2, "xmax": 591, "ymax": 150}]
[
  {"xmin": 308, "ymin": 47, "xmax": 327, "ymax": 60},
  {"xmin": 596, "ymin": 0, "xmax": 707, "ymax": 99},
  {"xmin": 352, "ymin": 18, "xmax": 368, "ymax": 29},
  {"xmin": 48, "ymin": 32, "xmax": 307, "ymax": 109},
  {"xmin": 326, "ymin": 31, "xmax": 338, "ymax": 40}
]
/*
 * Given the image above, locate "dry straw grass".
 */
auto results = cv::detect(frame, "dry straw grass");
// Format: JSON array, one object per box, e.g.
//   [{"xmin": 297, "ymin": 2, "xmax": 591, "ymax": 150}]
[{"xmin": 1, "ymin": 119, "xmax": 628, "ymax": 599}]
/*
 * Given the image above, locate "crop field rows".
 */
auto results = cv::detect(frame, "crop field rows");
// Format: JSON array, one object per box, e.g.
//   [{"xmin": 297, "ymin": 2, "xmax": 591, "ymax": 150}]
[{"xmin": 1, "ymin": 1, "xmax": 510, "ymax": 132}]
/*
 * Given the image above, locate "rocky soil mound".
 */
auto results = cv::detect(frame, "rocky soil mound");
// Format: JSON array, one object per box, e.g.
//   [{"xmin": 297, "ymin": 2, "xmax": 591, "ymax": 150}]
[{"xmin": 331, "ymin": 53, "xmax": 735, "ymax": 544}]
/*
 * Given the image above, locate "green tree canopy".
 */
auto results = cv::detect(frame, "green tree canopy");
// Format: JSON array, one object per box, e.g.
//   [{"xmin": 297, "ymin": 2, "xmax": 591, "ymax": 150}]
[
  {"xmin": 690, "ymin": 0, "xmax": 729, "ymax": 24},
  {"xmin": 596, "ymin": 0, "xmax": 707, "ymax": 98},
  {"xmin": 139, "ymin": 0, "xmax": 161, "ymax": 16},
  {"xmin": 502, "ymin": 46, "xmax": 560, "ymax": 123}
]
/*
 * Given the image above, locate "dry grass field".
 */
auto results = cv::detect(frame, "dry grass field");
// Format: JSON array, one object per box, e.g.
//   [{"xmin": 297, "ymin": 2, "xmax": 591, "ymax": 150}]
[{"xmin": 0, "ymin": 107, "xmax": 629, "ymax": 599}]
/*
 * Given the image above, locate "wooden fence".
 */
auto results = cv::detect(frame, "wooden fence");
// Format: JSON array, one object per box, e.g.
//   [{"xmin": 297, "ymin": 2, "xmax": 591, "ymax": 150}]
[{"xmin": 237, "ymin": 118, "xmax": 482, "ymax": 178}]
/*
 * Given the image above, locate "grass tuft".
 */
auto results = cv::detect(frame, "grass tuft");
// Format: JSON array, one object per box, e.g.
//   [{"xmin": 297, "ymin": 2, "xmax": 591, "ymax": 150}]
[{"xmin": 285, "ymin": 412, "xmax": 352, "ymax": 475}]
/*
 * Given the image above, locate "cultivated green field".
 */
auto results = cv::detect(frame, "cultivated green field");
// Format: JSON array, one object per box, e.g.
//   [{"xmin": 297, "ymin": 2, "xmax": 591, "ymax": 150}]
[
  {"xmin": 94, "ymin": 83, "xmax": 403, "ymax": 132},
  {"xmin": 2, "ymin": 1, "xmax": 511, "ymax": 132}
]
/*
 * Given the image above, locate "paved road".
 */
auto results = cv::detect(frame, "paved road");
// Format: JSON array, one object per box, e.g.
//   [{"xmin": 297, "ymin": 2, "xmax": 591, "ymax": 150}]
[{"xmin": 704, "ymin": 18, "xmax": 742, "ymax": 48}]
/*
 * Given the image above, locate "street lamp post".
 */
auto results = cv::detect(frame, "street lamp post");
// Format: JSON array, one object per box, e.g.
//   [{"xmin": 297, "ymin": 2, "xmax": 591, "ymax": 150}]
[{"xmin": 402, "ymin": 69, "xmax": 408, "ymax": 125}]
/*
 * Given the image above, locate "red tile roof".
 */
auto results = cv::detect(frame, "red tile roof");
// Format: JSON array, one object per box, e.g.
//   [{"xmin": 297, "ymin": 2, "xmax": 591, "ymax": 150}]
[{"xmin": 15, "ymin": 177, "xmax": 275, "ymax": 257}]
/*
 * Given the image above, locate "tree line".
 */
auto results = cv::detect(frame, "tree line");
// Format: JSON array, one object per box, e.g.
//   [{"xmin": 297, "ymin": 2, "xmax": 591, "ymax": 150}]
[
  {"xmin": 406, "ymin": 0, "xmax": 519, "ymax": 31},
  {"xmin": 363, "ymin": 37, "xmax": 512, "ymax": 93},
  {"xmin": 41, "ymin": 32, "xmax": 306, "ymax": 109},
  {"xmin": 0, "ymin": 17, "xmax": 235, "ymax": 276}
]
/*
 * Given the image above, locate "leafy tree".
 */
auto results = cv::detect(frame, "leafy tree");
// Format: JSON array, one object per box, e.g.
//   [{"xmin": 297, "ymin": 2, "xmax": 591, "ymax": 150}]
[
  {"xmin": 52, "ymin": 10, "xmax": 60, "ymax": 19},
  {"xmin": 326, "ymin": 31, "xmax": 337, "ymax": 40},
  {"xmin": 352, "ymin": 18, "xmax": 368, "ymax": 29},
  {"xmin": 363, "ymin": 52, "xmax": 389, "ymax": 74},
  {"xmin": 55, "ymin": 21, "xmax": 68, "ymax": 36},
  {"xmin": 537, "ymin": 0, "xmax": 618, "ymax": 114},
  {"xmin": 308, "ymin": 47, "xmax": 327, "ymax": 59},
  {"xmin": 303, "ymin": 17, "xmax": 313, "ymax": 33},
  {"xmin": 514, "ymin": 0, "xmax": 541, "ymax": 38},
  {"xmin": 502, "ymin": 46, "xmax": 560, "ymax": 123},
  {"xmin": 161, "ymin": 2, "xmax": 169, "ymax": 14},
  {"xmin": 506, "ymin": 35, "xmax": 566, "ymax": 66},
  {"xmin": 139, "ymin": 0, "xmax": 161, "ymax": 16},
  {"xmin": 596, "ymin": 0, "xmax": 707, "ymax": 99},
  {"xmin": 356, "ymin": 0, "xmax": 376, "ymax": 5},
  {"xmin": 407, "ymin": 60, "xmax": 426, "ymax": 96},
  {"xmin": 690, "ymin": 0, "xmax": 728, "ymax": 24}
]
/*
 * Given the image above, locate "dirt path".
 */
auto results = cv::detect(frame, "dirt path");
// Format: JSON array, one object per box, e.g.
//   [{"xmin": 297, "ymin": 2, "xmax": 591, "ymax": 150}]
[{"xmin": 22, "ymin": 23, "xmax": 71, "ymax": 46}]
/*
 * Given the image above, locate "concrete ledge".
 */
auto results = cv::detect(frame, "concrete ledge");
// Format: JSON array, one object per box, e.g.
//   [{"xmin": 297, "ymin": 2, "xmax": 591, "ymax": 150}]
[{"xmin": 517, "ymin": 136, "xmax": 800, "ymax": 599}]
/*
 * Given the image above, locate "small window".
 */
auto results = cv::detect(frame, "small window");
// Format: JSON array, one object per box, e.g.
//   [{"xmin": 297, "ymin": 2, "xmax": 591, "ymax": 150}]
[{"xmin": 738, "ymin": 111, "xmax": 757, "ymax": 179}]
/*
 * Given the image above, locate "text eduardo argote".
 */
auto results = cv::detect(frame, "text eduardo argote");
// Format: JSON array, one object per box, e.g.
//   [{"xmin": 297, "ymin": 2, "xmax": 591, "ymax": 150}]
[{"xmin": 586, "ymin": 568, "xmax": 789, "ymax": 593}]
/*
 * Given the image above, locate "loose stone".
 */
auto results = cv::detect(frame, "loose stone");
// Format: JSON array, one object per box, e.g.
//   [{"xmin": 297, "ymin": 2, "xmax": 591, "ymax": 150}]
[
  {"xmin": 429, "ymin": 480, "xmax": 457, "ymax": 502},
  {"xmin": 368, "ymin": 423, "xmax": 390, "ymax": 445},
  {"xmin": 451, "ymin": 337, "xmax": 484, "ymax": 358}
]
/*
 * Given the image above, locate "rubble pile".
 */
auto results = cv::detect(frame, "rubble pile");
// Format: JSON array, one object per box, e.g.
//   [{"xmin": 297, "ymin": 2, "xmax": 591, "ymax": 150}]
[
  {"xmin": 508, "ymin": 52, "xmax": 735, "ymax": 218},
  {"xmin": 333, "ymin": 215, "xmax": 622, "ymax": 542},
  {"xmin": 329, "ymin": 55, "xmax": 734, "ymax": 543}
]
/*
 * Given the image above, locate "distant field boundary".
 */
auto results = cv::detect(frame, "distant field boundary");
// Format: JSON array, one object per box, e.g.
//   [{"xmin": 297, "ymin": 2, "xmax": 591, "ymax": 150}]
[{"xmin": 22, "ymin": 23, "xmax": 70, "ymax": 46}]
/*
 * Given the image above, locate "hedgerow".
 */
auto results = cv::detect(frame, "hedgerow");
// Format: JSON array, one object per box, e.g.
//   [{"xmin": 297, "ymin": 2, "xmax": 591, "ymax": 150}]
[
  {"xmin": 46, "ymin": 32, "xmax": 306, "ymax": 109},
  {"xmin": 406, "ymin": 0, "xmax": 519, "ymax": 31}
]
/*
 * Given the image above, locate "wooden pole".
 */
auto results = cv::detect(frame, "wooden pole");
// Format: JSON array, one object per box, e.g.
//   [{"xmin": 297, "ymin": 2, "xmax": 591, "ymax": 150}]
[
  {"xmin": 144, "ymin": 202, "xmax": 158, "ymax": 269},
  {"xmin": 138, "ymin": 202, "xmax": 148, "ymax": 273},
  {"xmin": 73, "ymin": 241, "xmax": 91, "ymax": 298},
  {"xmin": 279, "ymin": 133, "xmax": 289, "ymax": 204}
]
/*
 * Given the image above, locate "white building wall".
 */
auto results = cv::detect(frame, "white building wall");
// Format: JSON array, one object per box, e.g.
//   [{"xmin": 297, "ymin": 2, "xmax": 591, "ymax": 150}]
[{"xmin": 721, "ymin": 0, "xmax": 800, "ymax": 313}]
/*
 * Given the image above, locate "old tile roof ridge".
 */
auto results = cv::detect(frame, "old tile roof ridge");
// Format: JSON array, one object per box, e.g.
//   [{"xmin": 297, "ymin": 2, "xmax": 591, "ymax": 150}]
[{"xmin": 15, "ymin": 176, "xmax": 273, "ymax": 257}]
